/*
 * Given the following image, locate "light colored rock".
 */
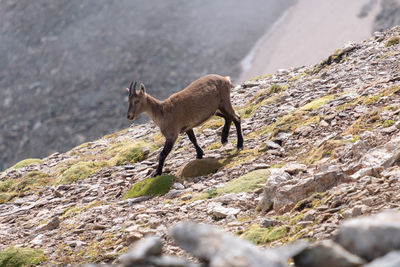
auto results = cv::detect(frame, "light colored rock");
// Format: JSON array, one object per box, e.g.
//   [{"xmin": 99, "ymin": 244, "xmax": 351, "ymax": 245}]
[
  {"xmin": 260, "ymin": 218, "xmax": 278, "ymax": 228},
  {"xmin": 119, "ymin": 236, "xmax": 162, "ymax": 265},
  {"xmin": 364, "ymin": 251, "xmax": 400, "ymax": 267},
  {"xmin": 293, "ymin": 240, "xmax": 365, "ymax": 267},
  {"xmin": 335, "ymin": 211, "xmax": 400, "ymax": 261},
  {"xmin": 283, "ymin": 162, "xmax": 307, "ymax": 175},
  {"xmin": 211, "ymin": 205, "xmax": 240, "ymax": 220},
  {"xmin": 259, "ymin": 168, "xmax": 292, "ymax": 212},
  {"xmin": 358, "ymin": 134, "xmax": 400, "ymax": 170},
  {"xmin": 171, "ymin": 221, "xmax": 284, "ymax": 267},
  {"xmin": 272, "ymin": 166, "xmax": 351, "ymax": 212}
]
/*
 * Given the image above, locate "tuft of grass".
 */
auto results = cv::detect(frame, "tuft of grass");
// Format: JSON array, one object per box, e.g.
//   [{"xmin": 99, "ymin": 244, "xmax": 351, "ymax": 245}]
[
  {"xmin": 301, "ymin": 95, "xmax": 336, "ymax": 111},
  {"xmin": 11, "ymin": 158, "xmax": 42, "ymax": 169},
  {"xmin": 123, "ymin": 175, "xmax": 176, "ymax": 199},
  {"xmin": 105, "ymin": 141, "xmax": 152, "ymax": 166},
  {"xmin": 14, "ymin": 171, "xmax": 52, "ymax": 192},
  {"xmin": 313, "ymin": 49, "xmax": 345, "ymax": 73},
  {"xmin": 0, "ymin": 247, "xmax": 45, "ymax": 267},
  {"xmin": 56, "ymin": 161, "xmax": 108, "ymax": 184},
  {"xmin": 385, "ymin": 36, "xmax": 400, "ymax": 47},
  {"xmin": 301, "ymin": 139, "xmax": 347, "ymax": 166},
  {"xmin": 362, "ymin": 93, "xmax": 384, "ymax": 105},
  {"xmin": 381, "ymin": 120, "xmax": 395, "ymax": 127},
  {"xmin": 199, "ymin": 117, "xmax": 225, "ymax": 132},
  {"xmin": 248, "ymin": 73, "xmax": 273, "ymax": 81},
  {"xmin": 269, "ymin": 84, "xmax": 283, "ymax": 94},
  {"xmin": 240, "ymin": 225, "xmax": 288, "ymax": 245},
  {"xmin": 0, "ymin": 180, "xmax": 14, "ymax": 192},
  {"xmin": 216, "ymin": 169, "xmax": 269, "ymax": 195},
  {"xmin": 206, "ymin": 142, "xmax": 222, "ymax": 150},
  {"xmin": 0, "ymin": 171, "xmax": 52, "ymax": 203}
]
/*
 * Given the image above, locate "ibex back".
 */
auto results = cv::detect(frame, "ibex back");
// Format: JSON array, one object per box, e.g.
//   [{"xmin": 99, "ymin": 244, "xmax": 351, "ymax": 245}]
[{"xmin": 126, "ymin": 74, "xmax": 243, "ymax": 177}]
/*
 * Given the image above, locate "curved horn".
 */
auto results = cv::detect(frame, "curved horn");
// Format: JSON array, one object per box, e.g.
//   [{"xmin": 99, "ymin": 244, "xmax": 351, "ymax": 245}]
[{"xmin": 129, "ymin": 81, "xmax": 137, "ymax": 95}]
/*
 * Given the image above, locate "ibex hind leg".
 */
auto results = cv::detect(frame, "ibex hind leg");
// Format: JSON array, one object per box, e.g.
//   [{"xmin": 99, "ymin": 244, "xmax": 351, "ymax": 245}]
[
  {"xmin": 216, "ymin": 112, "xmax": 231, "ymax": 145},
  {"xmin": 219, "ymin": 105, "xmax": 243, "ymax": 150}
]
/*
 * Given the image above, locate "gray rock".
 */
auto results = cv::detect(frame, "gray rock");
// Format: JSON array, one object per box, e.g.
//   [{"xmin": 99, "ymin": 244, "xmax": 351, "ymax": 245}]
[
  {"xmin": 260, "ymin": 218, "xmax": 278, "ymax": 228},
  {"xmin": 119, "ymin": 236, "xmax": 163, "ymax": 265},
  {"xmin": 364, "ymin": 251, "xmax": 400, "ymax": 267},
  {"xmin": 45, "ymin": 216, "xmax": 60, "ymax": 230},
  {"xmin": 293, "ymin": 240, "xmax": 365, "ymax": 267},
  {"xmin": 358, "ymin": 134, "xmax": 400, "ymax": 170},
  {"xmin": 211, "ymin": 205, "xmax": 240, "ymax": 220},
  {"xmin": 283, "ymin": 162, "xmax": 307, "ymax": 175},
  {"xmin": 335, "ymin": 211, "xmax": 400, "ymax": 261},
  {"xmin": 171, "ymin": 221, "xmax": 284, "ymax": 267},
  {"xmin": 259, "ymin": 168, "xmax": 292, "ymax": 212},
  {"xmin": 272, "ymin": 165, "xmax": 351, "ymax": 212}
]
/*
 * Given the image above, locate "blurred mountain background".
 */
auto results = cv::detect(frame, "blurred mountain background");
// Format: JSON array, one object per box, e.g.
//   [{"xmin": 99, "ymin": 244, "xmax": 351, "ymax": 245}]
[{"xmin": 0, "ymin": 0, "xmax": 399, "ymax": 171}]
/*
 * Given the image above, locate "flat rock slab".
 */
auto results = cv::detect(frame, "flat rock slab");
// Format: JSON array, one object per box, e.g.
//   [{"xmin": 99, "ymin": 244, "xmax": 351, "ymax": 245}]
[
  {"xmin": 335, "ymin": 211, "xmax": 400, "ymax": 261},
  {"xmin": 176, "ymin": 158, "xmax": 222, "ymax": 178}
]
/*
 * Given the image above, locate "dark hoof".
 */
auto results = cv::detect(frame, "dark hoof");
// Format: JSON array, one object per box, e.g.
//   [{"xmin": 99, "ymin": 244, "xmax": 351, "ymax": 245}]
[
  {"xmin": 152, "ymin": 171, "xmax": 161, "ymax": 177},
  {"xmin": 221, "ymin": 138, "xmax": 228, "ymax": 144},
  {"xmin": 196, "ymin": 151, "xmax": 204, "ymax": 159},
  {"xmin": 237, "ymin": 145, "xmax": 244, "ymax": 150}
]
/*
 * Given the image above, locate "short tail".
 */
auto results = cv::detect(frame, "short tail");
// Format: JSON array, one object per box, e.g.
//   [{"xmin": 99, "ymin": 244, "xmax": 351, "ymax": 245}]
[{"xmin": 225, "ymin": 76, "xmax": 234, "ymax": 89}]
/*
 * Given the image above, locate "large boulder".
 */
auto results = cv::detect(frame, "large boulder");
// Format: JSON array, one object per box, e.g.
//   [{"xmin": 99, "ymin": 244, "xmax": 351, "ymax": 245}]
[
  {"xmin": 259, "ymin": 165, "xmax": 351, "ymax": 213},
  {"xmin": 335, "ymin": 211, "xmax": 400, "ymax": 261},
  {"xmin": 170, "ymin": 221, "xmax": 285, "ymax": 267},
  {"xmin": 176, "ymin": 158, "xmax": 222, "ymax": 179},
  {"xmin": 293, "ymin": 240, "xmax": 365, "ymax": 267}
]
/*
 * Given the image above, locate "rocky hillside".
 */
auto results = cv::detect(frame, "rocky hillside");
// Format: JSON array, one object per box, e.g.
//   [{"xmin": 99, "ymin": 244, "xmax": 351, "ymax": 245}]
[
  {"xmin": 0, "ymin": 26, "xmax": 400, "ymax": 266},
  {"xmin": 0, "ymin": 0, "xmax": 293, "ymax": 171}
]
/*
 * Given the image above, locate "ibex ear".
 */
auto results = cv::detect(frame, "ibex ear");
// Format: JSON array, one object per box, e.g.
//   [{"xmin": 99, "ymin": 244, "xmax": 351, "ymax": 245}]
[
  {"xmin": 139, "ymin": 83, "xmax": 146, "ymax": 94},
  {"xmin": 125, "ymin": 87, "xmax": 130, "ymax": 93}
]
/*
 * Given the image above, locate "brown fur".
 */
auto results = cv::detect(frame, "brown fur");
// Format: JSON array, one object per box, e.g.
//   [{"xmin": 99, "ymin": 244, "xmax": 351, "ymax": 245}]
[{"xmin": 126, "ymin": 74, "xmax": 243, "ymax": 177}]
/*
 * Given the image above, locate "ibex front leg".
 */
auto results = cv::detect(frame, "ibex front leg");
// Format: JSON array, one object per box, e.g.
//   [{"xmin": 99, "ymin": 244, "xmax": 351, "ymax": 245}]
[{"xmin": 152, "ymin": 137, "xmax": 176, "ymax": 177}]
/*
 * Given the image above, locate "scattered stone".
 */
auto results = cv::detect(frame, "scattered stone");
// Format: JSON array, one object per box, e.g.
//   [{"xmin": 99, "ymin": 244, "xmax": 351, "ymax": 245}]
[
  {"xmin": 364, "ymin": 251, "xmax": 400, "ymax": 267},
  {"xmin": 260, "ymin": 218, "xmax": 279, "ymax": 228},
  {"xmin": 335, "ymin": 211, "xmax": 400, "ymax": 261},
  {"xmin": 259, "ymin": 168, "xmax": 292, "ymax": 212},
  {"xmin": 45, "ymin": 216, "xmax": 60, "ymax": 230},
  {"xmin": 283, "ymin": 162, "xmax": 307, "ymax": 175},
  {"xmin": 293, "ymin": 240, "xmax": 365, "ymax": 267},
  {"xmin": 176, "ymin": 158, "xmax": 222, "ymax": 178},
  {"xmin": 119, "ymin": 236, "xmax": 162, "ymax": 265},
  {"xmin": 211, "ymin": 205, "xmax": 240, "ymax": 220},
  {"xmin": 171, "ymin": 221, "xmax": 284, "ymax": 267}
]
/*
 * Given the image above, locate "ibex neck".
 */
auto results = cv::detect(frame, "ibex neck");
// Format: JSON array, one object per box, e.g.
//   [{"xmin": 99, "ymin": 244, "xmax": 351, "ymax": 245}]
[{"xmin": 145, "ymin": 94, "xmax": 163, "ymax": 126}]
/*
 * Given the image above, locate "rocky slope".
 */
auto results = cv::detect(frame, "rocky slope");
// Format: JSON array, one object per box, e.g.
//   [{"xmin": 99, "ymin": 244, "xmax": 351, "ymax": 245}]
[
  {"xmin": 0, "ymin": 26, "xmax": 400, "ymax": 266},
  {"xmin": 0, "ymin": 0, "xmax": 293, "ymax": 171}
]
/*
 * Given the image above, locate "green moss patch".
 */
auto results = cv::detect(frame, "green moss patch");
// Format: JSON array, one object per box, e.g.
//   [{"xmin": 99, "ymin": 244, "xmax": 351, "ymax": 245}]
[
  {"xmin": 0, "ymin": 171, "xmax": 52, "ymax": 203},
  {"xmin": 57, "ymin": 161, "xmax": 107, "ymax": 184},
  {"xmin": 0, "ymin": 247, "xmax": 45, "ymax": 267},
  {"xmin": 105, "ymin": 141, "xmax": 152, "ymax": 166},
  {"xmin": 301, "ymin": 95, "xmax": 335, "ymax": 111},
  {"xmin": 123, "ymin": 175, "xmax": 176, "ymax": 199},
  {"xmin": 217, "ymin": 169, "xmax": 269, "ymax": 195},
  {"xmin": 11, "ymin": 159, "xmax": 42, "ymax": 169},
  {"xmin": 385, "ymin": 36, "xmax": 400, "ymax": 47},
  {"xmin": 240, "ymin": 225, "xmax": 288, "ymax": 245}
]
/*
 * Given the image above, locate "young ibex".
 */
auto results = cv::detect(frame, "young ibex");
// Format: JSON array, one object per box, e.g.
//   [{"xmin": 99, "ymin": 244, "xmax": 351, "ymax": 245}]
[{"xmin": 126, "ymin": 74, "xmax": 243, "ymax": 177}]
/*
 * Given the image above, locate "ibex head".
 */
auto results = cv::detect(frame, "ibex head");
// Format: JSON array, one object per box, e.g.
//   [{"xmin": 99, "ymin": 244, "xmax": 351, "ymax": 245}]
[{"xmin": 126, "ymin": 81, "xmax": 146, "ymax": 121}]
